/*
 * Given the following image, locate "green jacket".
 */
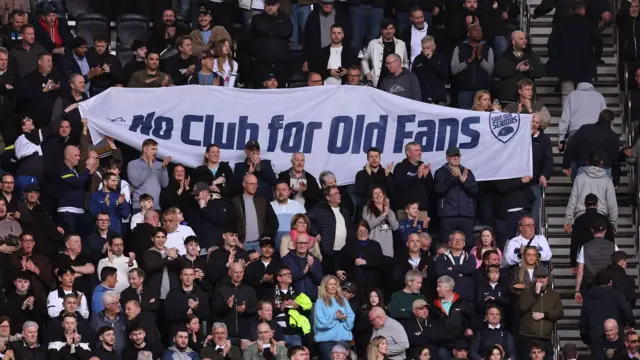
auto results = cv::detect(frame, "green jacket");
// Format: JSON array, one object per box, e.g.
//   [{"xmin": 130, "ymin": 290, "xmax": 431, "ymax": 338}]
[
  {"xmin": 200, "ymin": 344, "xmax": 242, "ymax": 360},
  {"xmin": 518, "ymin": 285, "xmax": 563, "ymax": 340},
  {"xmin": 494, "ymin": 47, "xmax": 545, "ymax": 102},
  {"xmin": 242, "ymin": 342, "xmax": 288, "ymax": 360},
  {"xmin": 389, "ymin": 290, "xmax": 425, "ymax": 321}
]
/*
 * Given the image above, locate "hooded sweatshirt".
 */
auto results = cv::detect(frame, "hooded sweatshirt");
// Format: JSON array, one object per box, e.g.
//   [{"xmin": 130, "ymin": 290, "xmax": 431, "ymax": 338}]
[
  {"xmin": 565, "ymin": 166, "xmax": 618, "ymax": 228},
  {"xmin": 558, "ymin": 82, "xmax": 607, "ymax": 140}
]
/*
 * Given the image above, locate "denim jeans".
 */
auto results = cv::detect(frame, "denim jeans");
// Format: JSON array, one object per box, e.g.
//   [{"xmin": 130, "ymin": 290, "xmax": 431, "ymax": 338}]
[
  {"xmin": 458, "ymin": 90, "xmax": 476, "ymax": 110},
  {"xmin": 492, "ymin": 35, "xmax": 509, "ymax": 59},
  {"xmin": 531, "ymin": 183, "xmax": 542, "ymax": 227},
  {"xmin": 290, "ymin": 4, "xmax": 312, "ymax": 49},
  {"xmin": 282, "ymin": 334, "xmax": 302, "ymax": 348},
  {"xmin": 349, "ymin": 4, "xmax": 384, "ymax": 51}
]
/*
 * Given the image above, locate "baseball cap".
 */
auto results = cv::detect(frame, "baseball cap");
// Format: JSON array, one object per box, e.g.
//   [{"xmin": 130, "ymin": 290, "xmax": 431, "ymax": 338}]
[
  {"xmin": 24, "ymin": 183, "xmax": 40, "ymax": 193},
  {"xmin": 245, "ymin": 140, "xmax": 260, "ymax": 150},
  {"xmin": 190, "ymin": 182, "xmax": 209, "ymax": 195},
  {"xmin": 584, "ymin": 193, "xmax": 598, "ymax": 206},
  {"xmin": 263, "ymin": 73, "xmax": 277, "ymax": 82},
  {"xmin": 200, "ymin": 51, "xmax": 215, "ymax": 60},
  {"xmin": 264, "ymin": 0, "xmax": 280, "ymax": 5},
  {"xmin": 199, "ymin": 6, "xmax": 211, "ymax": 15},
  {"xmin": 446, "ymin": 146, "xmax": 461, "ymax": 157},
  {"xmin": 41, "ymin": 4, "xmax": 56, "ymax": 14},
  {"xmin": 341, "ymin": 281, "xmax": 356, "ymax": 294},
  {"xmin": 412, "ymin": 299, "xmax": 429, "ymax": 310},
  {"xmin": 533, "ymin": 266, "xmax": 550, "ymax": 278},
  {"xmin": 591, "ymin": 218, "xmax": 607, "ymax": 232}
]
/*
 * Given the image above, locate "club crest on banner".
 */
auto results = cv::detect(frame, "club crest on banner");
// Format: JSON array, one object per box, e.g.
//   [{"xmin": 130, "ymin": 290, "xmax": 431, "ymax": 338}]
[{"xmin": 489, "ymin": 112, "xmax": 520, "ymax": 144}]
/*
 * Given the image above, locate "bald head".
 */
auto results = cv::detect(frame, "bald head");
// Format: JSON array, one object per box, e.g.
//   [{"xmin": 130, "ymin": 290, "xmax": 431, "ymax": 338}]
[
  {"xmin": 369, "ymin": 306, "xmax": 387, "ymax": 329},
  {"xmin": 243, "ymin": 174, "xmax": 258, "ymax": 196},
  {"xmin": 64, "ymin": 146, "xmax": 80, "ymax": 167},
  {"xmin": 511, "ymin": 31, "xmax": 527, "ymax": 51},
  {"xmin": 604, "ymin": 319, "xmax": 619, "ymax": 331}
]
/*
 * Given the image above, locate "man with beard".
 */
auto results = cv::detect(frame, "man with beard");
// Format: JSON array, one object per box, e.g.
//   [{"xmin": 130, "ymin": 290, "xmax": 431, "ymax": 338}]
[
  {"xmin": 8, "ymin": 24, "xmax": 47, "ymax": 79},
  {"xmin": 0, "ymin": 10, "xmax": 25, "ymax": 51},
  {"xmin": 87, "ymin": 34, "xmax": 124, "ymax": 95},
  {"xmin": 33, "ymin": 5, "xmax": 72, "ymax": 65},
  {"xmin": 122, "ymin": 327, "xmax": 163, "ymax": 360},
  {"xmin": 393, "ymin": 233, "xmax": 436, "ymax": 301},
  {"xmin": 128, "ymin": 52, "xmax": 174, "ymax": 88},
  {"xmin": 164, "ymin": 35, "xmax": 199, "ymax": 86},
  {"xmin": 302, "ymin": 0, "xmax": 349, "ymax": 76},
  {"xmin": 189, "ymin": 7, "xmax": 229, "ymax": 57},
  {"xmin": 94, "ymin": 326, "xmax": 119, "ymax": 360},
  {"xmin": 120, "ymin": 268, "xmax": 160, "ymax": 314},
  {"xmin": 88, "ymin": 173, "xmax": 131, "ymax": 235},
  {"xmin": 98, "ymin": 236, "xmax": 137, "ymax": 294},
  {"xmin": 148, "ymin": 9, "xmax": 189, "ymax": 54},
  {"xmin": 163, "ymin": 328, "xmax": 199, "ymax": 360}
]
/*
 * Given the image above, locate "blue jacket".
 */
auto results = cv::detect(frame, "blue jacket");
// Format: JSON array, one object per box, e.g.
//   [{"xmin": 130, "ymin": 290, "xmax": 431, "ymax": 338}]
[
  {"xmin": 233, "ymin": 158, "xmax": 278, "ymax": 201},
  {"xmin": 434, "ymin": 164, "xmax": 478, "ymax": 219},
  {"xmin": 282, "ymin": 252, "xmax": 323, "ymax": 301},
  {"xmin": 58, "ymin": 166, "xmax": 91, "ymax": 210},
  {"xmin": 88, "ymin": 189, "xmax": 131, "ymax": 235},
  {"xmin": 313, "ymin": 297, "xmax": 355, "ymax": 342},
  {"xmin": 91, "ymin": 284, "xmax": 115, "ymax": 317},
  {"xmin": 435, "ymin": 251, "xmax": 477, "ymax": 301}
]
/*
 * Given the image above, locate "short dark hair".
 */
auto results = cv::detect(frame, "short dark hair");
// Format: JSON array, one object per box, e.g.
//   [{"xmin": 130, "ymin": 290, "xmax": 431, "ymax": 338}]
[
  {"xmin": 139, "ymin": 194, "xmax": 153, "ymax": 202},
  {"xmin": 380, "ymin": 18, "xmax": 396, "ymax": 29},
  {"xmin": 98, "ymin": 326, "xmax": 114, "ymax": 337},
  {"xmin": 103, "ymin": 172, "xmax": 118, "ymax": 182},
  {"xmin": 20, "ymin": 24, "xmax": 34, "ymax": 33},
  {"xmin": 176, "ymin": 35, "xmax": 191, "ymax": 48},
  {"xmin": 562, "ymin": 344, "xmax": 578, "ymax": 360},
  {"xmin": 153, "ymin": 227, "xmax": 168, "ymax": 237},
  {"xmin": 100, "ymin": 266, "xmax": 117, "ymax": 281},
  {"xmin": 184, "ymin": 235, "xmax": 198, "ymax": 246},
  {"xmin": 57, "ymin": 266, "xmax": 76, "ymax": 277},
  {"xmin": 10, "ymin": 9, "xmax": 25, "ymax": 18},
  {"xmin": 367, "ymin": 147, "xmax": 381, "ymax": 156},
  {"xmin": 37, "ymin": 52, "xmax": 52, "ymax": 61},
  {"xmin": 15, "ymin": 271, "xmax": 32, "ymax": 281},
  {"xmin": 129, "ymin": 268, "xmax": 146, "ymax": 278},
  {"xmin": 97, "ymin": 211, "xmax": 110, "ymax": 219},
  {"xmin": 409, "ymin": 5, "xmax": 423, "ymax": 14},
  {"xmin": 145, "ymin": 51, "xmax": 159, "ymax": 59},
  {"xmin": 19, "ymin": 232, "xmax": 34, "ymax": 241},
  {"xmin": 597, "ymin": 109, "xmax": 615, "ymax": 127},
  {"xmin": 275, "ymin": 180, "xmax": 289, "ymax": 188},
  {"xmin": 288, "ymin": 346, "xmax": 306, "ymax": 359},
  {"xmin": 105, "ymin": 158, "xmax": 122, "ymax": 171},
  {"xmin": 93, "ymin": 34, "xmax": 109, "ymax": 44},
  {"xmin": 517, "ymin": 78, "xmax": 534, "ymax": 89},
  {"xmin": 529, "ymin": 340, "xmax": 545, "ymax": 353},
  {"xmin": 108, "ymin": 236, "xmax": 123, "ymax": 246},
  {"xmin": 174, "ymin": 327, "xmax": 189, "ymax": 337},
  {"xmin": 588, "ymin": 152, "xmax": 603, "ymax": 167},
  {"xmin": 330, "ymin": 24, "xmax": 343, "ymax": 31},
  {"xmin": 611, "ymin": 250, "xmax": 628, "ymax": 264},
  {"xmin": 142, "ymin": 138, "xmax": 158, "ymax": 148}
]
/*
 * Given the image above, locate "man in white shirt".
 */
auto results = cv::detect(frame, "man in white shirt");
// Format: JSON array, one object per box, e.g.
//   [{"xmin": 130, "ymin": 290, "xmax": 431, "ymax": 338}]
[
  {"xmin": 502, "ymin": 215, "xmax": 552, "ymax": 267},
  {"xmin": 97, "ymin": 236, "xmax": 138, "ymax": 294},
  {"xmin": 162, "ymin": 207, "xmax": 196, "ymax": 256},
  {"xmin": 271, "ymin": 181, "xmax": 306, "ymax": 249},
  {"xmin": 398, "ymin": 6, "xmax": 429, "ymax": 69}
]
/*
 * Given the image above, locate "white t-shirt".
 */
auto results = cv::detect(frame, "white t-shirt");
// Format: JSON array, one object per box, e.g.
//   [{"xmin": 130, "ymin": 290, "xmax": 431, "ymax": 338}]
[
  {"xmin": 410, "ymin": 25, "xmax": 428, "ymax": 69},
  {"xmin": 213, "ymin": 58, "xmax": 238, "ymax": 87},
  {"xmin": 325, "ymin": 46, "xmax": 343, "ymax": 86},
  {"xmin": 332, "ymin": 206, "xmax": 347, "ymax": 251}
]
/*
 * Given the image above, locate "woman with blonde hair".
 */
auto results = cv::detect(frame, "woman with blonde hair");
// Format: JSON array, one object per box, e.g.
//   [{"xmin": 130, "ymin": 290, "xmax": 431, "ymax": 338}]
[
  {"xmin": 471, "ymin": 90, "xmax": 501, "ymax": 112},
  {"xmin": 280, "ymin": 213, "xmax": 322, "ymax": 260},
  {"xmin": 314, "ymin": 275, "xmax": 355, "ymax": 360},
  {"xmin": 213, "ymin": 39, "xmax": 238, "ymax": 87},
  {"xmin": 510, "ymin": 246, "xmax": 541, "ymax": 295},
  {"xmin": 367, "ymin": 336, "xmax": 389, "ymax": 360}
]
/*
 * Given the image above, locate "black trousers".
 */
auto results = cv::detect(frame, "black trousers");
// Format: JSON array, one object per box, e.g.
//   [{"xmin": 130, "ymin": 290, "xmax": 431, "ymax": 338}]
[{"xmin": 253, "ymin": 61, "xmax": 291, "ymax": 88}]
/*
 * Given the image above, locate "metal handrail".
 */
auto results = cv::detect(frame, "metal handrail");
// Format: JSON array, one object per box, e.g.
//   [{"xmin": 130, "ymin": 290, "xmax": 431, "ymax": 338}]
[{"xmin": 520, "ymin": 0, "xmax": 531, "ymax": 38}]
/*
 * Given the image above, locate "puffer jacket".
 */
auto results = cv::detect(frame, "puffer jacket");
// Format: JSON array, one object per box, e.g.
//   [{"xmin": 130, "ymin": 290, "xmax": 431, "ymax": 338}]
[
  {"xmin": 518, "ymin": 284, "xmax": 563, "ymax": 340},
  {"xmin": 564, "ymin": 166, "xmax": 618, "ymax": 229},
  {"xmin": 431, "ymin": 292, "xmax": 477, "ymax": 349}
]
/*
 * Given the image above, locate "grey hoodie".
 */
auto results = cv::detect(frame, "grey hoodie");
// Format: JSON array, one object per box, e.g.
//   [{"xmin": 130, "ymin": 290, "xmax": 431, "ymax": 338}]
[
  {"xmin": 565, "ymin": 166, "xmax": 618, "ymax": 229},
  {"xmin": 378, "ymin": 69, "xmax": 422, "ymax": 102},
  {"xmin": 558, "ymin": 82, "xmax": 607, "ymax": 140}
]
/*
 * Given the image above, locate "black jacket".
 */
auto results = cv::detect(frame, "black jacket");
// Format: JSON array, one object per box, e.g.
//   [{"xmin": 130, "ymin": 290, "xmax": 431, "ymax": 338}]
[
  {"xmin": 122, "ymin": 59, "xmax": 146, "ymax": 86},
  {"xmin": 563, "ymin": 123, "xmax": 621, "ymax": 186},
  {"xmin": 128, "ymin": 223, "xmax": 157, "ymax": 260},
  {"xmin": 0, "ymin": 68, "xmax": 16, "ymax": 124},
  {"xmin": 474, "ymin": 280, "xmax": 510, "ymax": 316},
  {"xmin": 164, "ymin": 286, "xmax": 211, "ymax": 331},
  {"xmin": 532, "ymin": 130, "xmax": 554, "ymax": 184},
  {"xmin": 308, "ymin": 202, "xmax": 355, "ymax": 256},
  {"xmin": 0, "ymin": 24, "xmax": 21, "ymax": 51},
  {"xmin": 392, "ymin": 158, "xmax": 435, "ymax": 211},
  {"xmin": 147, "ymin": 22, "xmax": 190, "ymax": 54},
  {"xmin": 617, "ymin": 5, "xmax": 640, "ymax": 61},
  {"xmin": 244, "ymin": 257, "xmax": 282, "ymax": 301},
  {"xmin": 41, "ymin": 134, "xmax": 73, "ymax": 202},
  {"xmin": 454, "ymin": 41, "xmax": 492, "ymax": 91},
  {"xmin": 431, "ymin": 293, "xmax": 477, "ymax": 349},
  {"xmin": 86, "ymin": 48, "xmax": 124, "ymax": 91},
  {"xmin": 231, "ymin": 194, "xmax": 279, "ymax": 244},
  {"xmin": 179, "ymin": 255, "xmax": 214, "ymax": 293},
  {"xmin": 163, "ymin": 53, "xmax": 200, "ymax": 86},
  {"xmin": 141, "ymin": 248, "xmax": 181, "ymax": 299},
  {"xmin": 9, "ymin": 340, "xmax": 47, "ymax": 360},
  {"xmin": 446, "ymin": 6, "xmax": 490, "ymax": 46},
  {"xmin": 207, "ymin": 246, "xmax": 250, "ymax": 287},
  {"xmin": 400, "ymin": 316, "xmax": 447, "ymax": 356},
  {"xmin": 569, "ymin": 208, "xmax": 615, "ymax": 268},
  {"xmin": 22, "ymin": 202, "xmax": 64, "ymax": 258},
  {"xmin": 411, "ymin": 52, "xmax": 449, "ymax": 103},
  {"xmin": 398, "ymin": 25, "xmax": 429, "ymax": 63},
  {"xmin": 33, "ymin": 18, "xmax": 72, "ymax": 53},
  {"xmin": 580, "ymin": 286, "xmax": 635, "ymax": 360},
  {"xmin": 355, "ymin": 166, "xmax": 394, "ymax": 208},
  {"xmin": 233, "ymin": 159, "xmax": 278, "ymax": 201},
  {"xmin": 303, "ymin": 8, "xmax": 349, "ymax": 65},
  {"xmin": 212, "ymin": 280, "xmax": 258, "ymax": 343},
  {"xmin": 336, "ymin": 238, "xmax": 385, "ymax": 301},
  {"xmin": 469, "ymin": 325, "xmax": 516, "ymax": 360},
  {"xmin": 546, "ymin": 14, "xmax": 602, "ymax": 81},
  {"xmin": 251, "ymin": 11, "xmax": 293, "ymax": 63},
  {"xmin": 435, "ymin": 251, "xmax": 476, "ymax": 301},
  {"xmin": 493, "ymin": 177, "xmax": 535, "ymax": 217},
  {"xmin": 119, "ymin": 286, "xmax": 160, "ymax": 314},
  {"xmin": 159, "ymin": 180, "xmax": 198, "ymax": 215},
  {"xmin": 277, "ymin": 169, "xmax": 322, "ymax": 211},
  {"xmin": 122, "ymin": 342, "xmax": 164, "ymax": 360},
  {"xmin": 126, "ymin": 311, "xmax": 161, "ymax": 345},
  {"xmin": 188, "ymin": 198, "xmax": 235, "ymax": 249},
  {"xmin": 194, "ymin": 162, "xmax": 235, "ymax": 198},
  {"xmin": 393, "ymin": 250, "xmax": 437, "ymax": 302},
  {"xmin": 533, "ymin": 0, "xmax": 573, "ymax": 23},
  {"xmin": 606, "ymin": 263, "xmax": 638, "ymax": 309},
  {"xmin": 314, "ymin": 45, "xmax": 359, "ymax": 83},
  {"xmin": 17, "ymin": 70, "xmax": 61, "ymax": 129}
]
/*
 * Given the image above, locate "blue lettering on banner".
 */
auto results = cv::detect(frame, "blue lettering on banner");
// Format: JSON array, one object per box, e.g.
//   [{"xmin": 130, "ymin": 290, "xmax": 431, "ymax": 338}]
[
  {"xmin": 489, "ymin": 113, "xmax": 520, "ymax": 144},
  {"xmin": 127, "ymin": 112, "xmax": 482, "ymax": 154}
]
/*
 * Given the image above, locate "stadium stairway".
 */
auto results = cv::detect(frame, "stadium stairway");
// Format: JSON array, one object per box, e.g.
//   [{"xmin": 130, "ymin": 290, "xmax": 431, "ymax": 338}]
[{"xmin": 528, "ymin": 2, "xmax": 640, "ymax": 353}]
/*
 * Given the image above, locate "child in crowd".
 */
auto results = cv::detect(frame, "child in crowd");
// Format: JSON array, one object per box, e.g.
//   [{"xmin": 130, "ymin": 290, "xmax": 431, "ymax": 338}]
[
  {"xmin": 398, "ymin": 201, "xmax": 429, "ymax": 244},
  {"xmin": 475, "ymin": 264, "xmax": 509, "ymax": 318},
  {"xmin": 130, "ymin": 193, "xmax": 154, "ymax": 230}
]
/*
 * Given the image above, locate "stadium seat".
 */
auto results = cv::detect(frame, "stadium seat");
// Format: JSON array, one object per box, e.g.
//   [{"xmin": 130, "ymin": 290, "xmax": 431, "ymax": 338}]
[
  {"xmin": 65, "ymin": 0, "xmax": 93, "ymax": 19},
  {"xmin": 116, "ymin": 45, "xmax": 134, "ymax": 65},
  {"xmin": 75, "ymin": 13, "xmax": 109, "ymax": 44},
  {"xmin": 116, "ymin": 14, "xmax": 150, "ymax": 48}
]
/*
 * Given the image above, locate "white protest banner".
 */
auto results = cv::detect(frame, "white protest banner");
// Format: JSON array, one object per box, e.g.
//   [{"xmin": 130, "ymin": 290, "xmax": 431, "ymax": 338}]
[{"xmin": 79, "ymin": 85, "xmax": 532, "ymax": 185}]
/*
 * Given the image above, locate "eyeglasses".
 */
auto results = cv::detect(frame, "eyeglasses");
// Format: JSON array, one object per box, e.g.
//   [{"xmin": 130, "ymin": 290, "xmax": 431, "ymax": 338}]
[
  {"xmin": 296, "ymin": 242, "xmax": 309, "ymax": 245},
  {"xmin": 279, "ymin": 272, "xmax": 292, "ymax": 277},
  {"xmin": 519, "ymin": 223, "xmax": 535, "ymax": 227},
  {"xmin": 385, "ymin": 59, "xmax": 399, "ymax": 66},
  {"xmin": 295, "ymin": 221, "xmax": 307, "ymax": 225}
]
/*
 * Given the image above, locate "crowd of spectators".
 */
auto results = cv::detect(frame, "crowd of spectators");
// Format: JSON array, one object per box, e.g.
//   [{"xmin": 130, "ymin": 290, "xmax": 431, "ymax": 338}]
[{"xmin": 0, "ymin": 0, "xmax": 633, "ymax": 360}]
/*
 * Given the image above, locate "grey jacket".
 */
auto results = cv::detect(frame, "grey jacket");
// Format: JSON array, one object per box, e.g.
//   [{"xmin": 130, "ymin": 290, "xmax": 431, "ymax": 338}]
[
  {"xmin": 558, "ymin": 82, "xmax": 607, "ymax": 140},
  {"xmin": 126, "ymin": 157, "xmax": 170, "ymax": 210},
  {"xmin": 565, "ymin": 166, "xmax": 618, "ymax": 229},
  {"xmin": 242, "ymin": 342, "xmax": 288, "ymax": 360},
  {"xmin": 378, "ymin": 69, "xmax": 422, "ymax": 102},
  {"xmin": 362, "ymin": 206, "xmax": 400, "ymax": 257},
  {"xmin": 371, "ymin": 317, "xmax": 410, "ymax": 360}
]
